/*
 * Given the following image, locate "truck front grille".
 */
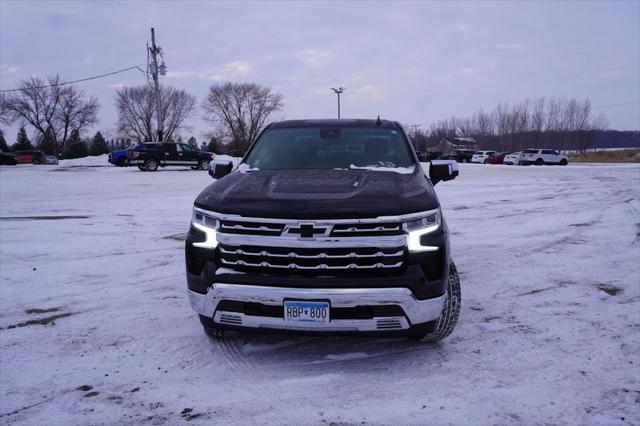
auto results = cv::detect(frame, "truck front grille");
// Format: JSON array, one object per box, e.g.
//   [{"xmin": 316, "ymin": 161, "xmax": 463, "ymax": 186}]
[
  {"xmin": 218, "ymin": 244, "xmax": 405, "ymax": 274},
  {"xmin": 218, "ymin": 218, "xmax": 404, "ymax": 238}
]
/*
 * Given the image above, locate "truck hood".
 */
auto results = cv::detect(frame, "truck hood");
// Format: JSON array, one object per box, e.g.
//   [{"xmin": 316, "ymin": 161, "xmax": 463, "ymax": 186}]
[{"xmin": 195, "ymin": 168, "xmax": 440, "ymax": 219}]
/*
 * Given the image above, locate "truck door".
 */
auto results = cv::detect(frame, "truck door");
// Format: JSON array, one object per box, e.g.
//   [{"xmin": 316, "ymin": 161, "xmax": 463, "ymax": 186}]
[
  {"xmin": 177, "ymin": 144, "xmax": 197, "ymax": 165},
  {"xmin": 162, "ymin": 143, "xmax": 178, "ymax": 165}
]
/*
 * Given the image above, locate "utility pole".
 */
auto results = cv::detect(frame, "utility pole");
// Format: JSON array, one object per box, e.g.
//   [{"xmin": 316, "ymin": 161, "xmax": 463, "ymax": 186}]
[
  {"xmin": 331, "ymin": 87, "xmax": 345, "ymax": 119},
  {"xmin": 148, "ymin": 28, "xmax": 167, "ymax": 142}
]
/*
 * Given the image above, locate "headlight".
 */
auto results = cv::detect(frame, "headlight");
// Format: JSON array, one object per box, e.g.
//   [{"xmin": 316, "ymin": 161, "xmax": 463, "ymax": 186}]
[
  {"xmin": 405, "ymin": 208, "xmax": 441, "ymax": 252},
  {"xmin": 191, "ymin": 208, "xmax": 219, "ymax": 249}
]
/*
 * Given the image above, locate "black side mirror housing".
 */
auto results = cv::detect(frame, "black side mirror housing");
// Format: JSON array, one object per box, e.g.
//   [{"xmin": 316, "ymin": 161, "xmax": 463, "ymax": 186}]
[
  {"xmin": 429, "ymin": 160, "xmax": 459, "ymax": 185},
  {"xmin": 209, "ymin": 160, "xmax": 233, "ymax": 179}
]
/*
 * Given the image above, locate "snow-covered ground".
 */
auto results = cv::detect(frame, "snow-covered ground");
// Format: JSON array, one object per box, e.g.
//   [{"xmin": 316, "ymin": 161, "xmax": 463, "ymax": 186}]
[{"xmin": 0, "ymin": 161, "xmax": 639, "ymax": 425}]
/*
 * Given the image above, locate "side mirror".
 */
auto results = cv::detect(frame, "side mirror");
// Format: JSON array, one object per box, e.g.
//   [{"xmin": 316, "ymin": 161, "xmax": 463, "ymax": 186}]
[
  {"xmin": 429, "ymin": 160, "xmax": 459, "ymax": 185},
  {"xmin": 209, "ymin": 160, "xmax": 233, "ymax": 179}
]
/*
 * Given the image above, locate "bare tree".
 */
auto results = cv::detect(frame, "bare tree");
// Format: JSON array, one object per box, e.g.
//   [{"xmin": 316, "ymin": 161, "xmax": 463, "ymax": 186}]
[
  {"xmin": 202, "ymin": 82, "xmax": 284, "ymax": 153},
  {"xmin": 0, "ymin": 93, "xmax": 13, "ymax": 126},
  {"xmin": 4, "ymin": 75, "xmax": 98, "ymax": 155},
  {"xmin": 160, "ymin": 86, "xmax": 197, "ymax": 142},
  {"xmin": 115, "ymin": 85, "xmax": 196, "ymax": 142}
]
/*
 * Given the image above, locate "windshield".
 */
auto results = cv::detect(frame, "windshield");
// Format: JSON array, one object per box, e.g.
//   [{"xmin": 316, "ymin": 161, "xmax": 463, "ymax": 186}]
[{"xmin": 244, "ymin": 127, "xmax": 414, "ymax": 170}]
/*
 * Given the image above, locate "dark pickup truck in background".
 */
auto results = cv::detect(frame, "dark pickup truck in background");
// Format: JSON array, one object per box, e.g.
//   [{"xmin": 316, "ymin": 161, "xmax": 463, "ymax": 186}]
[
  {"xmin": 128, "ymin": 142, "xmax": 213, "ymax": 171},
  {"xmin": 186, "ymin": 118, "xmax": 462, "ymax": 342},
  {"xmin": 439, "ymin": 149, "xmax": 476, "ymax": 163}
]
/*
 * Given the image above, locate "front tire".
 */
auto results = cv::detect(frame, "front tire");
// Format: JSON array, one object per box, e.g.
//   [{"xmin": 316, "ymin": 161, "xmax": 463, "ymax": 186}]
[
  {"xmin": 409, "ymin": 261, "xmax": 461, "ymax": 343},
  {"xmin": 144, "ymin": 158, "xmax": 159, "ymax": 172},
  {"xmin": 560, "ymin": 159, "xmax": 568, "ymax": 166},
  {"xmin": 199, "ymin": 315, "xmax": 226, "ymax": 338},
  {"xmin": 535, "ymin": 158, "xmax": 544, "ymax": 166}
]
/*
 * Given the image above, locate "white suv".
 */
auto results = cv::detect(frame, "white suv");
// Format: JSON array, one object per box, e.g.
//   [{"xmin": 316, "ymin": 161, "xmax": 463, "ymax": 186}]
[
  {"xmin": 471, "ymin": 151, "xmax": 497, "ymax": 163},
  {"xmin": 520, "ymin": 149, "xmax": 568, "ymax": 166}
]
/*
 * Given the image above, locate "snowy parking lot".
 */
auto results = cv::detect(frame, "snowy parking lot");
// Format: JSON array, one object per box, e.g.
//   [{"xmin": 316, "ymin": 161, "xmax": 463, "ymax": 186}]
[{"xmin": 0, "ymin": 159, "xmax": 639, "ymax": 425}]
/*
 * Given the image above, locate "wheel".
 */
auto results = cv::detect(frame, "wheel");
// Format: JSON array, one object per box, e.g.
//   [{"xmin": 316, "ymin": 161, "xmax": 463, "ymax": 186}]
[
  {"xmin": 409, "ymin": 261, "xmax": 461, "ymax": 343},
  {"xmin": 560, "ymin": 159, "xmax": 568, "ymax": 166},
  {"xmin": 535, "ymin": 158, "xmax": 544, "ymax": 166},
  {"xmin": 462, "ymin": 158, "xmax": 468, "ymax": 163},
  {"xmin": 117, "ymin": 157, "xmax": 127, "ymax": 167},
  {"xmin": 198, "ymin": 159, "xmax": 210, "ymax": 170},
  {"xmin": 483, "ymin": 159, "xmax": 489, "ymax": 164},
  {"xmin": 32, "ymin": 159, "xmax": 42, "ymax": 165},
  {"xmin": 199, "ymin": 315, "xmax": 226, "ymax": 338},
  {"xmin": 144, "ymin": 158, "xmax": 159, "ymax": 172}
]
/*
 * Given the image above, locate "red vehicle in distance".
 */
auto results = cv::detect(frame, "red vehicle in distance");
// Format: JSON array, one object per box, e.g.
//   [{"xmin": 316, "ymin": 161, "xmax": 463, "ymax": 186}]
[
  {"xmin": 486, "ymin": 152, "xmax": 509, "ymax": 164},
  {"xmin": 13, "ymin": 150, "xmax": 47, "ymax": 165}
]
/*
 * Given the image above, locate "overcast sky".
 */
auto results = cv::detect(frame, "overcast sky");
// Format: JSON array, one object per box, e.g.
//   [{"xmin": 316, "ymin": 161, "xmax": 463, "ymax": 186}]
[{"xmin": 1, "ymin": 0, "xmax": 639, "ymax": 143}]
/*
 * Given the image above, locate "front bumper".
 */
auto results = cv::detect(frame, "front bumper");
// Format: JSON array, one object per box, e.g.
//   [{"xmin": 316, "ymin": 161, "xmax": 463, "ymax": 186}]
[{"xmin": 189, "ymin": 284, "xmax": 445, "ymax": 333}]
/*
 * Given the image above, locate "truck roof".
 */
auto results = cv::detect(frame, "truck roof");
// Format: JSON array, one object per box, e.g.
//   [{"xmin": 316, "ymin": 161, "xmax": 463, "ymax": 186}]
[{"xmin": 269, "ymin": 118, "xmax": 401, "ymax": 129}]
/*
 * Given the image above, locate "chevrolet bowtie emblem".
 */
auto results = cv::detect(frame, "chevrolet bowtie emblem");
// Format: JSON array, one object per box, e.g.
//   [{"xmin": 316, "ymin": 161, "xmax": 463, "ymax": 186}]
[{"xmin": 286, "ymin": 223, "xmax": 329, "ymax": 239}]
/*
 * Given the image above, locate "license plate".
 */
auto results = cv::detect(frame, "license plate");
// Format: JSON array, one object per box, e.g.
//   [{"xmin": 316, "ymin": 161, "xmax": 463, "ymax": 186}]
[{"xmin": 284, "ymin": 300, "xmax": 330, "ymax": 324}]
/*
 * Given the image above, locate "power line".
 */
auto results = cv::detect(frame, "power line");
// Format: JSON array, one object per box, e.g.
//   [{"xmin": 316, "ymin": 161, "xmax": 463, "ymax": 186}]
[
  {"xmin": 592, "ymin": 100, "xmax": 640, "ymax": 109},
  {"xmin": 0, "ymin": 65, "xmax": 146, "ymax": 92}
]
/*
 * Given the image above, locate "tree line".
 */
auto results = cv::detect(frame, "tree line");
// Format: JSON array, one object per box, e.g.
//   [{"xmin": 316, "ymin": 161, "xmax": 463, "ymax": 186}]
[
  {"xmin": 410, "ymin": 97, "xmax": 609, "ymax": 153},
  {"xmin": 0, "ymin": 75, "xmax": 613, "ymax": 159},
  {"xmin": 0, "ymin": 76, "xmax": 284, "ymax": 158}
]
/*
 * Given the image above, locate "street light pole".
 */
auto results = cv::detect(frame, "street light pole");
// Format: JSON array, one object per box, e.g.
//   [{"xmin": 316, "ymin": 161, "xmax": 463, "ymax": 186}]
[{"xmin": 330, "ymin": 87, "xmax": 345, "ymax": 119}]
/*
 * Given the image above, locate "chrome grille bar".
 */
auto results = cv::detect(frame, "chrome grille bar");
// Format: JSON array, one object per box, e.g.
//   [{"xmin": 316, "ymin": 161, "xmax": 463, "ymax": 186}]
[
  {"xmin": 220, "ymin": 259, "xmax": 403, "ymax": 270},
  {"xmin": 218, "ymin": 247, "xmax": 404, "ymax": 259},
  {"xmin": 217, "ymin": 233, "xmax": 407, "ymax": 248}
]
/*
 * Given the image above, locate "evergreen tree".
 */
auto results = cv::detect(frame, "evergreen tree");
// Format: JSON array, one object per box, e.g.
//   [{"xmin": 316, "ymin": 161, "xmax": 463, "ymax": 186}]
[
  {"xmin": 13, "ymin": 127, "xmax": 33, "ymax": 151},
  {"xmin": 89, "ymin": 131, "xmax": 109, "ymax": 156},
  {"xmin": 37, "ymin": 128, "xmax": 57, "ymax": 155},
  {"xmin": 187, "ymin": 136, "xmax": 198, "ymax": 150},
  {"xmin": 207, "ymin": 136, "xmax": 219, "ymax": 153},
  {"xmin": 62, "ymin": 129, "xmax": 88, "ymax": 159},
  {"xmin": 0, "ymin": 129, "xmax": 9, "ymax": 152}
]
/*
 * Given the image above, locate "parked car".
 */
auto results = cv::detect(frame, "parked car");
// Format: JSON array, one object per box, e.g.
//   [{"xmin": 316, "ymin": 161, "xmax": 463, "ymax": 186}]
[
  {"xmin": 440, "ymin": 149, "xmax": 475, "ymax": 163},
  {"xmin": 471, "ymin": 150, "xmax": 497, "ymax": 163},
  {"xmin": 520, "ymin": 149, "xmax": 568, "ymax": 166},
  {"xmin": 108, "ymin": 149, "xmax": 130, "ymax": 167},
  {"xmin": 486, "ymin": 152, "xmax": 509, "ymax": 164},
  {"xmin": 416, "ymin": 151, "xmax": 442, "ymax": 162},
  {"xmin": 45, "ymin": 155, "xmax": 59, "ymax": 165},
  {"xmin": 188, "ymin": 118, "xmax": 462, "ymax": 342},
  {"xmin": 13, "ymin": 150, "xmax": 47, "ymax": 164},
  {"xmin": 0, "ymin": 151, "xmax": 18, "ymax": 165},
  {"xmin": 415, "ymin": 151, "xmax": 428, "ymax": 162},
  {"xmin": 128, "ymin": 142, "xmax": 213, "ymax": 171},
  {"xmin": 503, "ymin": 152, "xmax": 522, "ymax": 165}
]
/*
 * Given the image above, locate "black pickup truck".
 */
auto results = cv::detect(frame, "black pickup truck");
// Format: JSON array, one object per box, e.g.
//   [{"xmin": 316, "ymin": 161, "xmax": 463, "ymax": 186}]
[
  {"xmin": 186, "ymin": 119, "xmax": 461, "ymax": 342},
  {"xmin": 128, "ymin": 142, "xmax": 213, "ymax": 171}
]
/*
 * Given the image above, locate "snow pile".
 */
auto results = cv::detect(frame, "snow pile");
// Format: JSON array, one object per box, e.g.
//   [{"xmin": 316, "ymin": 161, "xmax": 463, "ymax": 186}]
[
  {"xmin": 58, "ymin": 154, "xmax": 109, "ymax": 167},
  {"xmin": 212, "ymin": 154, "xmax": 242, "ymax": 167}
]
